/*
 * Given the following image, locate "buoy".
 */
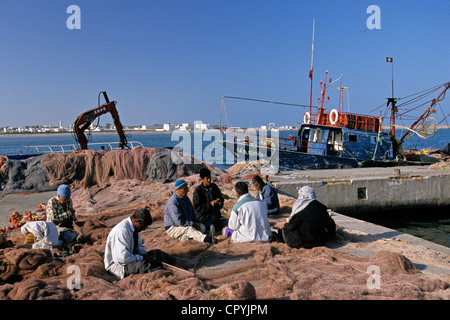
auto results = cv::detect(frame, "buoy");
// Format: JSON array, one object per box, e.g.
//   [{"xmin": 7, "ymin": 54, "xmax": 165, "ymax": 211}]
[
  {"xmin": 304, "ymin": 112, "xmax": 311, "ymax": 124},
  {"xmin": 329, "ymin": 109, "xmax": 339, "ymax": 125}
]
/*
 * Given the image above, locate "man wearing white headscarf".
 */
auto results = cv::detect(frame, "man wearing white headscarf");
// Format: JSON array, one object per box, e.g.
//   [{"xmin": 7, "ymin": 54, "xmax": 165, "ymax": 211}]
[{"xmin": 280, "ymin": 186, "xmax": 336, "ymax": 249}]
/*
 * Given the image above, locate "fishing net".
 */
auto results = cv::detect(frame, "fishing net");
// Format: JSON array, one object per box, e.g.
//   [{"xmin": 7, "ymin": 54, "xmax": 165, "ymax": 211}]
[
  {"xmin": 1, "ymin": 222, "xmax": 448, "ymax": 300},
  {"xmin": 0, "ymin": 155, "xmax": 53, "ymax": 196},
  {"xmin": 40, "ymin": 146, "xmax": 226, "ymax": 188},
  {"xmin": 0, "ymin": 147, "xmax": 449, "ymax": 300},
  {"xmin": 0, "ymin": 146, "xmax": 227, "ymax": 196},
  {"xmin": 416, "ymin": 117, "xmax": 438, "ymax": 138},
  {"xmin": 0, "ymin": 178, "xmax": 448, "ymax": 300}
]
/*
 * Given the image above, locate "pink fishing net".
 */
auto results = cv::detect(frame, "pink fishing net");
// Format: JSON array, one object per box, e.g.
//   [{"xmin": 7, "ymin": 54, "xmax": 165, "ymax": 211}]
[{"xmin": 0, "ymin": 147, "xmax": 448, "ymax": 300}]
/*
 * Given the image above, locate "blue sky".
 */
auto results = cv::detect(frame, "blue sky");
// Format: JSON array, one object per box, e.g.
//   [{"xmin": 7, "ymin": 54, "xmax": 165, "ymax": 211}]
[{"xmin": 0, "ymin": 0, "xmax": 449, "ymax": 128}]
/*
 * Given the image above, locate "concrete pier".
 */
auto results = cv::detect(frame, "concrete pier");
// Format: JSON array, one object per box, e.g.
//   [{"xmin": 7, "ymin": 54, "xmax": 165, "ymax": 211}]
[{"xmin": 271, "ymin": 165, "xmax": 450, "ymax": 214}]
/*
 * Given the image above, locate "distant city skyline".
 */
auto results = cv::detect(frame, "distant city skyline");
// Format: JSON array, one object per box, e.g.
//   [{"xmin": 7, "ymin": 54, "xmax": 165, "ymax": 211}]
[
  {"xmin": 0, "ymin": 1, "xmax": 448, "ymax": 128},
  {"xmin": 0, "ymin": 119, "xmax": 298, "ymax": 134}
]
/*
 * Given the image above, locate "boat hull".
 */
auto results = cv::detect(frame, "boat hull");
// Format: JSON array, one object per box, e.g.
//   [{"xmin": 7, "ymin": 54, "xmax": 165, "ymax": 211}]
[{"xmin": 222, "ymin": 141, "xmax": 360, "ymax": 170}]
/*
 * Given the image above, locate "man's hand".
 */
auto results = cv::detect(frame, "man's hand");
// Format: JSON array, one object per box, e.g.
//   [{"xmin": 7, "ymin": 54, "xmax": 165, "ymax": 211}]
[
  {"xmin": 143, "ymin": 252, "xmax": 163, "ymax": 267},
  {"xmin": 193, "ymin": 222, "xmax": 201, "ymax": 230},
  {"xmin": 143, "ymin": 252, "xmax": 153, "ymax": 262},
  {"xmin": 67, "ymin": 208, "xmax": 75, "ymax": 218},
  {"xmin": 210, "ymin": 199, "xmax": 220, "ymax": 207}
]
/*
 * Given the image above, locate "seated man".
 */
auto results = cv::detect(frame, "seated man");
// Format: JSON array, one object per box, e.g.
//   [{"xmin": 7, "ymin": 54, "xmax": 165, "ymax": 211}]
[
  {"xmin": 222, "ymin": 182, "xmax": 272, "ymax": 243},
  {"xmin": 280, "ymin": 186, "xmax": 336, "ymax": 249},
  {"xmin": 164, "ymin": 179, "xmax": 215, "ymax": 243},
  {"xmin": 252, "ymin": 175, "xmax": 280, "ymax": 215},
  {"xmin": 193, "ymin": 168, "xmax": 227, "ymax": 233},
  {"xmin": 104, "ymin": 208, "xmax": 175, "ymax": 279},
  {"xmin": 21, "ymin": 221, "xmax": 62, "ymax": 248},
  {"xmin": 46, "ymin": 184, "xmax": 83, "ymax": 247}
]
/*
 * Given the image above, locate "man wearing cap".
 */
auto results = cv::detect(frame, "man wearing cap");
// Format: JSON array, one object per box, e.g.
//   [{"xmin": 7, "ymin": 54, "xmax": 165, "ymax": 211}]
[
  {"xmin": 164, "ymin": 179, "xmax": 215, "ymax": 243},
  {"xmin": 46, "ymin": 184, "xmax": 81, "ymax": 247}
]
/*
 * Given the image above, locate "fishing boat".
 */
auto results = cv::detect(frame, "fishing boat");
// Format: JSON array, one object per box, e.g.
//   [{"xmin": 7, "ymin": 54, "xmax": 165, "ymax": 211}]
[
  {"xmin": 220, "ymin": 72, "xmax": 449, "ymax": 171},
  {"xmin": 219, "ymin": 19, "xmax": 449, "ymax": 171},
  {"xmin": 219, "ymin": 75, "xmax": 449, "ymax": 171}
]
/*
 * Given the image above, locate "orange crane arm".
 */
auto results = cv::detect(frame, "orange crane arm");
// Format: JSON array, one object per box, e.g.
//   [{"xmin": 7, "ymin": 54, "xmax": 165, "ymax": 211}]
[{"xmin": 73, "ymin": 92, "xmax": 129, "ymax": 150}]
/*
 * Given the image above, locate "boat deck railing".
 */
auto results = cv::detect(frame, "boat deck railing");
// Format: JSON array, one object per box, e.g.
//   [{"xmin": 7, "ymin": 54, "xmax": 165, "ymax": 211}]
[
  {"xmin": 309, "ymin": 110, "xmax": 382, "ymax": 132},
  {"xmin": 224, "ymin": 129, "xmax": 341, "ymax": 156},
  {"xmin": 24, "ymin": 141, "xmax": 144, "ymax": 154}
]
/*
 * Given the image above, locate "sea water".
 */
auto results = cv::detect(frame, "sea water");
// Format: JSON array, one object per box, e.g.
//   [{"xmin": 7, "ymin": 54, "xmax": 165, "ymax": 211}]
[
  {"xmin": 0, "ymin": 129, "xmax": 449, "ymax": 247},
  {"xmin": 1, "ymin": 129, "xmax": 449, "ymax": 163}
]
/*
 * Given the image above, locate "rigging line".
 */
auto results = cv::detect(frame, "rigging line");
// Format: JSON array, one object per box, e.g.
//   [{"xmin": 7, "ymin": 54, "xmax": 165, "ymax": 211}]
[
  {"xmin": 396, "ymin": 88, "xmax": 441, "ymax": 107},
  {"xmin": 437, "ymin": 114, "xmax": 449, "ymax": 125},
  {"xmin": 397, "ymin": 95, "xmax": 436, "ymax": 109},
  {"xmin": 397, "ymin": 83, "xmax": 448, "ymax": 108},
  {"xmin": 370, "ymin": 82, "xmax": 447, "ymax": 115},
  {"xmin": 222, "ymin": 96, "xmax": 316, "ymax": 109},
  {"xmin": 399, "ymin": 88, "xmax": 447, "ymax": 117},
  {"xmin": 397, "ymin": 99, "xmax": 434, "ymax": 116},
  {"xmin": 437, "ymin": 100, "xmax": 449, "ymax": 125},
  {"xmin": 368, "ymin": 101, "xmax": 387, "ymax": 114},
  {"xmin": 397, "ymin": 82, "xmax": 446, "ymax": 102},
  {"xmin": 224, "ymin": 103, "xmax": 230, "ymax": 128},
  {"xmin": 399, "ymin": 89, "xmax": 447, "ymax": 113}
]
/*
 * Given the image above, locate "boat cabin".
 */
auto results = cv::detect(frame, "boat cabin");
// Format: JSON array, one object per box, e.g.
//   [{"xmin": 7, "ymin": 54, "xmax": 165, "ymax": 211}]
[{"xmin": 280, "ymin": 123, "xmax": 393, "ymax": 162}]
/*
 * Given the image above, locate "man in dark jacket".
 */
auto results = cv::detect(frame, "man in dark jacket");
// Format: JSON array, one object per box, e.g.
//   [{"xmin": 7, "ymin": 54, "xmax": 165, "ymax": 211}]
[{"xmin": 193, "ymin": 168, "xmax": 227, "ymax": 234}]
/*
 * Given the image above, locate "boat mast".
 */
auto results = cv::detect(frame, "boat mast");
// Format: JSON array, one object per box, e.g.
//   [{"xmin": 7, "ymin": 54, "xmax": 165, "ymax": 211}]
[
  {"xmin": 317, "ymin": 70, "xmax": 331, "ymax": 124},
  {"xmin": 386, "ymin": 57, "xmax": 398, "ymax": 158},
  {"xmin": 338, "ymin": 75, "xmax": 343, "ymax": 113},
  {"xmin": 388, "ymin": 97, "xmax": 398, "ymax": 158},
  {"xmin": 309, "ymin": 19, "xmax": 315, "ymax": 114}
]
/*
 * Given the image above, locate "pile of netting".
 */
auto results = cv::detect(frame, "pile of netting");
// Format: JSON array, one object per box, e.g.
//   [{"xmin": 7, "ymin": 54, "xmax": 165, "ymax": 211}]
[
  {"xmin": 0, "ymin": 147, "xmax": 449, "ymax": 300},
  {"xmin": 0, "ymin": 155, "xmax": 52, "ymax": 196},
  {"xmin": 0, "ymin": 147, "xmax": 228, "ymax": 197},
  {"xmin": 1, "ymin": 216, "xmax": 448, "ymax": 300},
  {"xmin": 0, "ymin": 177, "xmax": 448, "ymax": 300}
]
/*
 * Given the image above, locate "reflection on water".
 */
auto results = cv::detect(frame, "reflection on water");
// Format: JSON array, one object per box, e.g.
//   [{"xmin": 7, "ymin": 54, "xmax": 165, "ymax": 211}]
[{"xmin": 346, "ymin": 206, "xmax": 450, "ymax": 248}]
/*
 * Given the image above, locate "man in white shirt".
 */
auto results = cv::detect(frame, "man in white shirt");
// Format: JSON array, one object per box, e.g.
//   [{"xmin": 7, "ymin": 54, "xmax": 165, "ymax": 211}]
[
  {"xmin": 104, "ymin": 208, "xmax": 175, "ymax": 279},
  {"xmin": 223, "ymin": 182, "xmax": 272, "ymax": 243}
]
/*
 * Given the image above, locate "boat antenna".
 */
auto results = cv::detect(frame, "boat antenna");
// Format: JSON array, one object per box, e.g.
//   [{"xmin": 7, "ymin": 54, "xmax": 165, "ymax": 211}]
[{"xmin": 309, "ymin": 18, "xmax": 315, "ymax": 114}]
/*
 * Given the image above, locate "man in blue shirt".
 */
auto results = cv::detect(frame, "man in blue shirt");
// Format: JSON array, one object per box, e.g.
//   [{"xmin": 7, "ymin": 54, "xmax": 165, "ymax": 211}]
[
  {"xmin": 252, "ymin": 175, "xmax": 280, "ymax": 215},
  {"xmin": 164, "ymin": 179, "xmax": 215, "ymax": 243}
]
